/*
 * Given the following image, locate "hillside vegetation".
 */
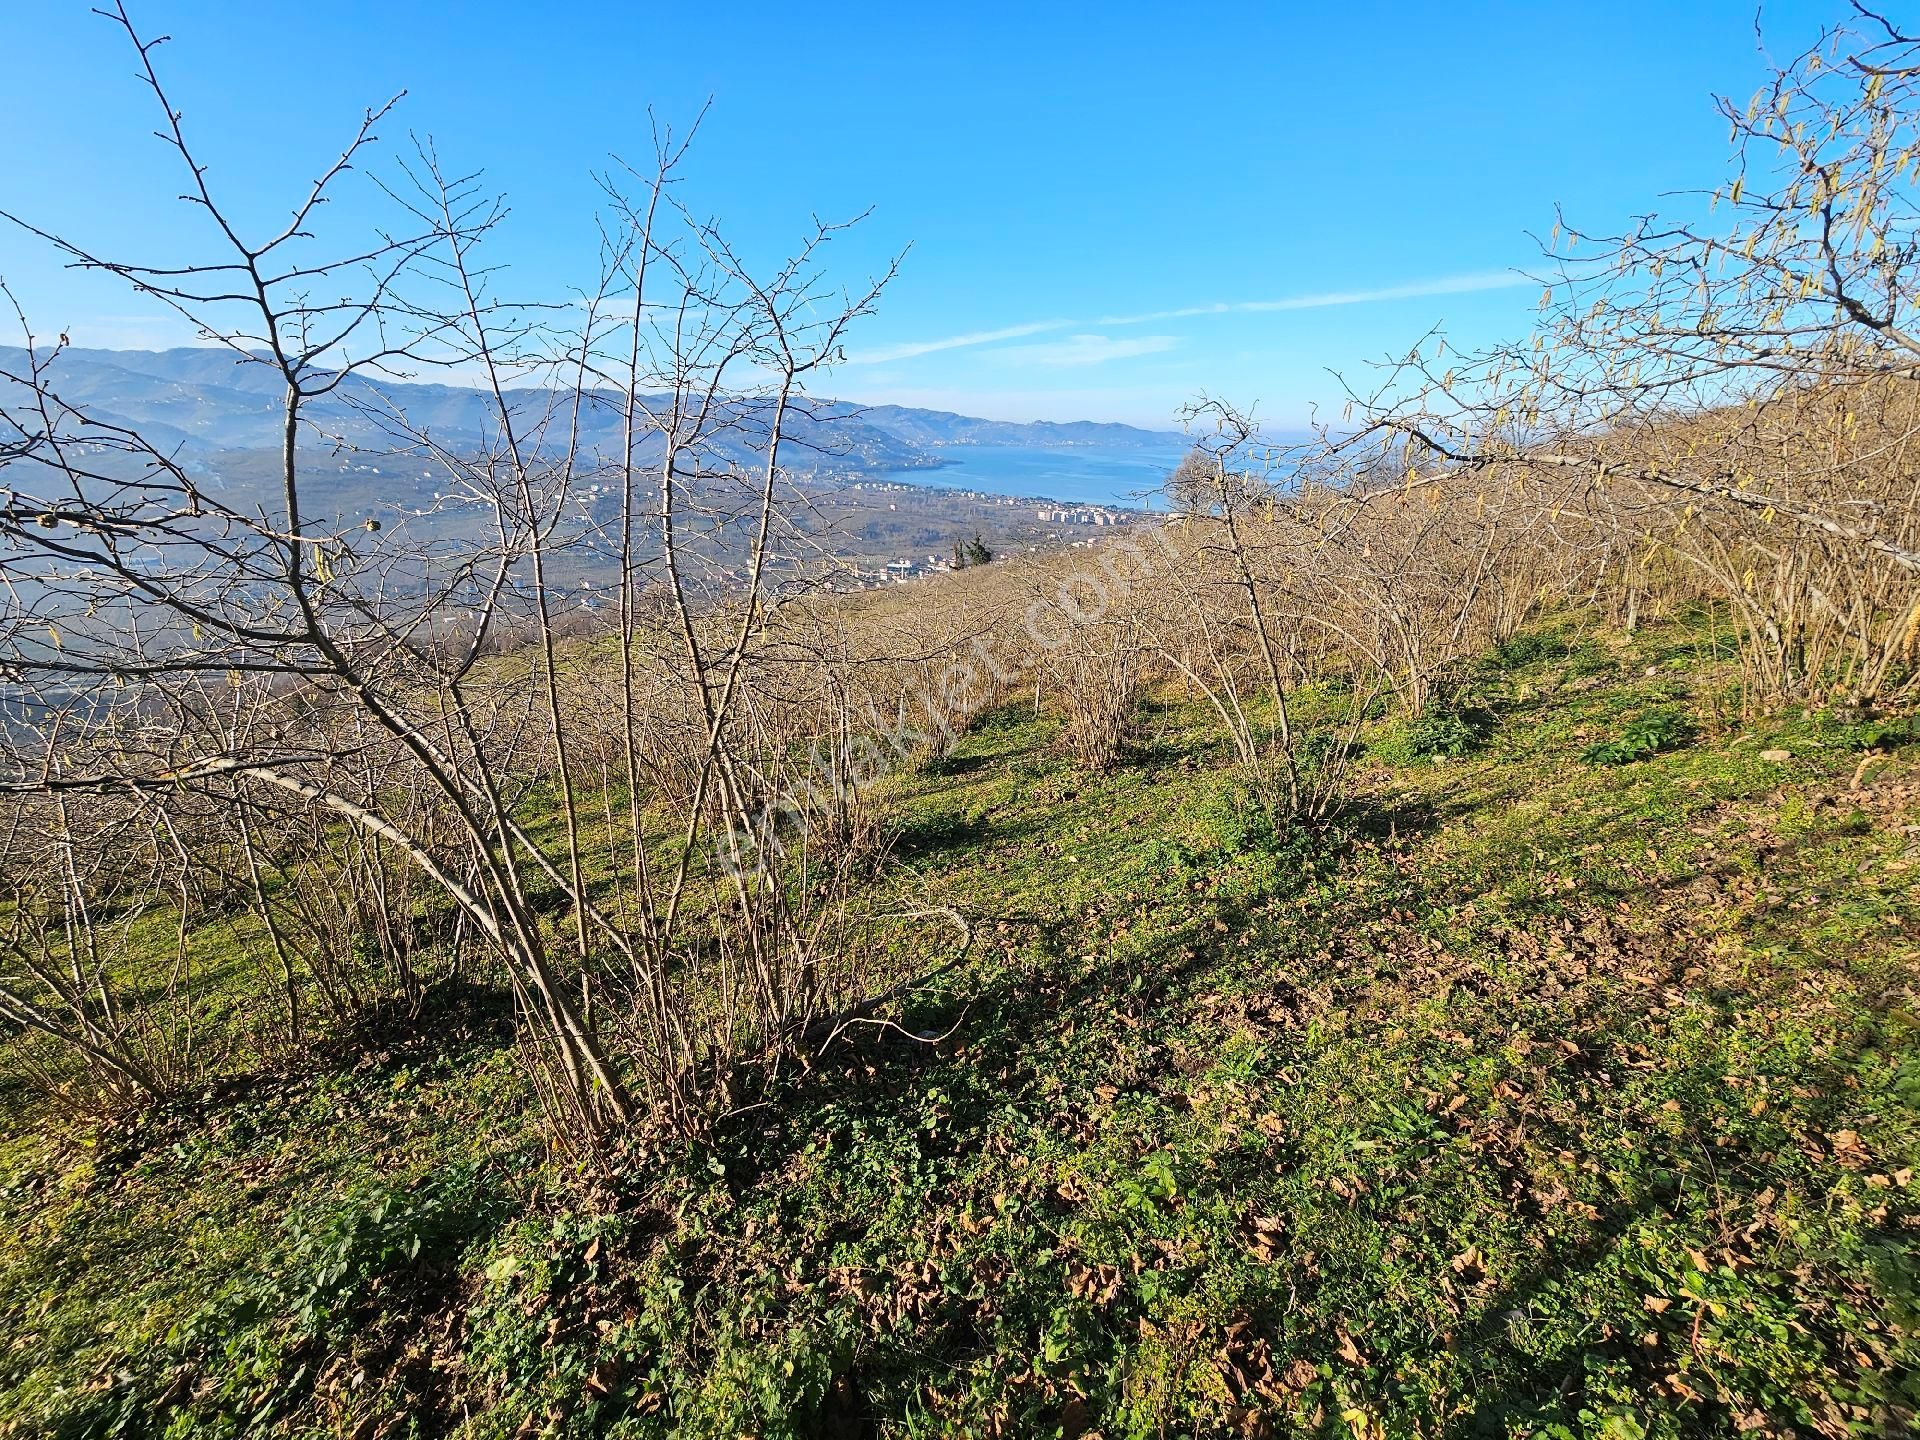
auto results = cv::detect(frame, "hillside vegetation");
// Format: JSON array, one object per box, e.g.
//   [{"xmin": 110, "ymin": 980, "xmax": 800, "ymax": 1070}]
[
  {"xmin": 4, "ymin": 7, "xmax": 1920, "ymax": 1439},
  {"xmin": 2, "ymin": 609, "xmax": 1917, "ymax": 1437}
]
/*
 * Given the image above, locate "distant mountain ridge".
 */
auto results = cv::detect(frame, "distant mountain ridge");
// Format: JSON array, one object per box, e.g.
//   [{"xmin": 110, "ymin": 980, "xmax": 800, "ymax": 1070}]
[
  {"xmin": 838, "ymin": 403, "xmax": 1185, "ymax": 451},
  {"xmin": 0, "ymin": 347, "xmax": 1188, "ymax": 471}
]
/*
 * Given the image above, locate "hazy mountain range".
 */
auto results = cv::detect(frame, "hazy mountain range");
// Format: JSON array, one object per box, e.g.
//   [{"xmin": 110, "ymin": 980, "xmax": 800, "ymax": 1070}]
[
  {"xmin": 0, "ymin": 345, "xmax": 1185, "ymax": 592},
  {"xmin": 0, "ymin": 347, "xmax": 1188, "ymax": 477}
]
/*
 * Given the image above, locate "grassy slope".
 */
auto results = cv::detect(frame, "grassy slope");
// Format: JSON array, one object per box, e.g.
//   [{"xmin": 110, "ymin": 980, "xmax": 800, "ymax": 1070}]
[{"xmin": 1, "ymin": 611, "xmax": 1917, "ymax": 1439}]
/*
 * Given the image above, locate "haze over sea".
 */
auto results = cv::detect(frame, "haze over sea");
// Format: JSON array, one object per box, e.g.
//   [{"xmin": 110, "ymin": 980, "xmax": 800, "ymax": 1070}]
[{"xmin": 902, "ymin": 439, "xmax": 1192, "ymax": 509}]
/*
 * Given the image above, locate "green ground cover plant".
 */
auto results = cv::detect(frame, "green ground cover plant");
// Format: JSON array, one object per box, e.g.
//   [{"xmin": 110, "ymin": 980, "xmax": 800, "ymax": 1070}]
[{"xmin": 4, "ymin": 612, "xmax": 1915, "ymax": 1439}]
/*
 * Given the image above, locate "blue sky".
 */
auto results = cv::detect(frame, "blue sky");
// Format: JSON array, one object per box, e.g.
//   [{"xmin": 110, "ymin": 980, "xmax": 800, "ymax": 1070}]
[{"xmin": 0, "ymin": 0, "xmax": 1841, "ymax": 429}]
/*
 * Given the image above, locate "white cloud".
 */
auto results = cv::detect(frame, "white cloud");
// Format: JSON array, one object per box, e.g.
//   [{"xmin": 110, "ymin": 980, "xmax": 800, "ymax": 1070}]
[
  {"xmin": 1098, "ymin": 270, "xmax": 1527, "ymax": 326},
  {"xmin": 841, "ymin": 319, "xmax": 1071, "ymax": 365},
  {"xmin": 60, "ymin": 314, "xmax": 210, "ymax": 350},
  {"xmin": 983, "ymin": 333, "xmax": 1179, "ymax": 368},
  {"xmin": 835, "ymin": 269, "xmax": 1525, "ymax": 373}
]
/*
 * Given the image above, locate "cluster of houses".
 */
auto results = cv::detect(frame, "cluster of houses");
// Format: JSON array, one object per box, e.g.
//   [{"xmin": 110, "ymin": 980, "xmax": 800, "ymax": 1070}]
[
  {"xmin": 1034, "ymin": 506, "xmax": 1128, "ymax": 526},
  {"xmin": 877, "ymin": 551, "xmax": 983, "ymax": 582},
  {"xmin": 850, "ymin": 553, "xmax": 972, "ymax": 585}
]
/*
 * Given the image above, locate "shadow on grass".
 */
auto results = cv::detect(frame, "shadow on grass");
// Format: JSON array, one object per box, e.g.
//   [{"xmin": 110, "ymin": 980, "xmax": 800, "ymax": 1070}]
[
  {"xmin": 628, "ymin": 798, "xmax": 1442, "ymax": 1431},
  {"xmin": 918, "ymin": 750, "xmax": 996, "ymax": 779}
]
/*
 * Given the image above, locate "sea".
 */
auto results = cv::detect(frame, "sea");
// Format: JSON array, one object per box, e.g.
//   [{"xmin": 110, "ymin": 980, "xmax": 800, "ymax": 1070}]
[{"xmin": 904, "ymin": 440, "xmax": 1191, "ymax": 510}]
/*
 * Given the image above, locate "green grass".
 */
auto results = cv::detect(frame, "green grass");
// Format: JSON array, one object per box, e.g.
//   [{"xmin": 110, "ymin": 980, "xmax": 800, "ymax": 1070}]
[{"xmin": 2, "ymin": 612, "xmax": 1917, "ymax": 1438}]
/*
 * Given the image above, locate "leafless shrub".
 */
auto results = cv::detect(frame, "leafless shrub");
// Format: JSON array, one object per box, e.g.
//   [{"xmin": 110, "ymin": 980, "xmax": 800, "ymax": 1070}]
[
  {"xmin": 0, "ymin": 7, "xmax": 903, "ymax": 1139},
  {"xmin": 1041, "ymin": 606, "xmax": 1141, "ymax": 772},
  {"xmin": 1322, "ymin": 7, "xmax": 1920, "ymax": 707}
]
